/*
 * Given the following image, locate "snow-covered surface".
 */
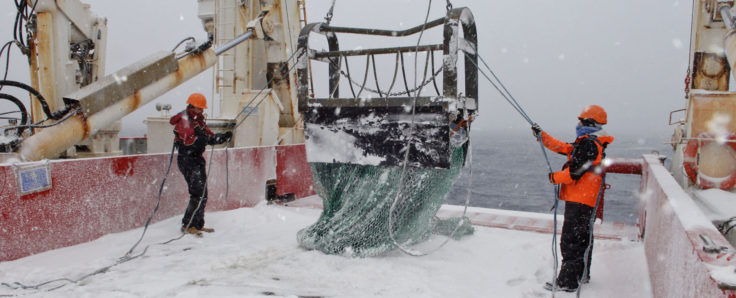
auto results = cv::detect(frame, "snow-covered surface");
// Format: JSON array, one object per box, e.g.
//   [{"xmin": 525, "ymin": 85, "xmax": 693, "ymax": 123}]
[
  {"xmin": 709, "ymin": 264, "xmax": 736, "ymax": 288},
  {"xmin": 643, "ymin": 155, "xmax": 716, "ymax": 230},
  {"xmin": 0, "ymin": 201, "xmax": 651, "ymax": 297},
  {"xmin": 692, "ymin": 188, "xmax": 736, "ymax": 222},
  {"xmin": 305, "ymin": 123, "xmax": 386, "ymax": 165}
]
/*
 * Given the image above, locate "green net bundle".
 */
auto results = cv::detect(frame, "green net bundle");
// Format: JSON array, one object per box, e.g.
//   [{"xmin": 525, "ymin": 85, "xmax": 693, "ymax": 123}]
[{"xmin": 297, "ymin": 147, "xmax": 474, "ymax": 257}]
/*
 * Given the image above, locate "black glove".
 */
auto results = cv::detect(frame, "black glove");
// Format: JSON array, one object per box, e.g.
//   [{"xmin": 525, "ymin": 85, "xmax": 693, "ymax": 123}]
[
  {"xmin": 209, "ymin": 131, "xmax": 233, "ymax": 145},
  {"xmin": 531, "ymin": 123, "xmax": 542, "ymax": 138}
]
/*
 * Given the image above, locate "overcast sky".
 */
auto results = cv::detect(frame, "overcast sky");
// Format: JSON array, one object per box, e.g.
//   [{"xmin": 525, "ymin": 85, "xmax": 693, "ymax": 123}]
[{"xmin": 1, "ymin": 0, "xmax": 692, "ymax": 139}]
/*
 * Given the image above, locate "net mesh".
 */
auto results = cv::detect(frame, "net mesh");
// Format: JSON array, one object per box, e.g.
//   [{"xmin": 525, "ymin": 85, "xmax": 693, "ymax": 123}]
[{"xmin": 297, "ymin": 146, "xmax": 474, "ymax": 257}]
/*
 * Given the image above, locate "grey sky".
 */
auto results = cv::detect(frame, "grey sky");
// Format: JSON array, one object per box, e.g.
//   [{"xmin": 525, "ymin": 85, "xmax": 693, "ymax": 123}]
[{"xmin": 1, "ymin": 0, "xmax": 691, "ymax": 140}]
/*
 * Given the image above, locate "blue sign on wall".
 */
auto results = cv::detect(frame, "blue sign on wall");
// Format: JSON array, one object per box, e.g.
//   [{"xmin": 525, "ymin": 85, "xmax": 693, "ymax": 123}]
[{"xmin": 16, "ymin": 164, "xmax": 52, "ymax": 196}]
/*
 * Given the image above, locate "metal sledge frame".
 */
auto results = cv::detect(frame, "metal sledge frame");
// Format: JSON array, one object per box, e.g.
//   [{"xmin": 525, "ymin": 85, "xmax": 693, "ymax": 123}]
[{"xmin": 296, "ymin": 7, "xmax": 478, "ymax": 168}]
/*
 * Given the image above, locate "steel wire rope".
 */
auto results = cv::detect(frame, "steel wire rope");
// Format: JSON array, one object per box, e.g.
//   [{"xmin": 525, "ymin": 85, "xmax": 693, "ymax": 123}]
[
  {"xmin": 0, "ymin": 93, "xmax": 27, "ymax": 135},
  {"xmin": 179, "ymin": 145, "xmax": 216, "ymax": 237},
  {"xmin": 1, "ymin": 12, "xmax": 231, "ymax": 298},
  {"xmin": 0, "ymin": 130, "xmax": 222, "ymax": 295},
  {"xmin": 324, "ymin": 0, "xmax": 337, "ymax": 25},
  {"xmin": 464, "ymin": 51, "xmax": 565, "ymax": 294},
  {"xmin": 2, "ymin": 106, "xmax": 80, "ymax": 135},
  {"xmin": 2, "ymin": 143, "xmax": 176, "ymax": 294},
  {"xmin": 123, "ymin": 142, "xmax": 178, "ymax": 256},
  {"xmin": 0, "ymin": 111, "xmax": 22, "ymax": 118},
  {"xmin": 385, "ymin": 0, "xmax": 473, "ymax": 257},
  {"xmin": 233, "ymin": 47, "xmax": 305, "ymax": 129}
]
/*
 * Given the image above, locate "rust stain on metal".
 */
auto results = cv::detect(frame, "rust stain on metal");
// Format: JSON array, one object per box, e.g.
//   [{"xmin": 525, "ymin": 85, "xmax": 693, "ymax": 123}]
[
  {"xmin": 195, "ymin": 53, "xmax": 206, "ymax": 69},
  {"xmin": 174, "ymin": 53, "xmax": 207, "ymax": 86},
  {"xmin": 174, "ymin": 66, "xmax": 184, "ymax": 85},
  {"xmin": 77, "ymin": 109, "xmax": 90, "ymax": 140},
  {"xmin": 130, "ymin": 90, "xmax": 142, "ymax": 111},
  {"xmin": 35, "ymin": 12, "xmax": 56, "ymax": 125}
]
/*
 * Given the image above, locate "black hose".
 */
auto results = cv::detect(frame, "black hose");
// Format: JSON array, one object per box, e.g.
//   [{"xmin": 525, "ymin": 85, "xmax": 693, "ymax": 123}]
[
  {"xmin": 0, "ymin": 80, "xmax": 65, "ymax": 120},
  {"xmin": 0, "ymin": 93, "xmax": 28, "ymax": 135},
  {"xmin": 0, "ymin": 42, "xmax": 14, "ymax": 87}
]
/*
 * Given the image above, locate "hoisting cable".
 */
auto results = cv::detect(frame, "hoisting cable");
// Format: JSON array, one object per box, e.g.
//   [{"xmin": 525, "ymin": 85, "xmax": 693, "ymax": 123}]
[
  {"xmin": 123, "ymin": 142, "xmax": 177, "ymax": 256},
  {"xmin": 1, "ymin": 105, "xmax": 80, "ymax": 136},
  {"xmin": 125, "ymin": 136, "xmax": 222, "ymax": 261},
  {"xmin": 1, "ymin": 33, "xmax": 236, "ymax": 298},
  {"xmin": 0, "ymin": 142, "xmax": 220, "ymax": 295},
  {"xmin": 178, "ymin": 145, "xmax": 217, "ymax": 239},
  {"xmin": 463, "ymin": 51, "xmax": 564, "ymax": 293},
  {"xmin": 385, "ymin": 0, "xmax": 473, "ymax": 257},
  {"xmin": 389, "ymin": 0, "xmax": 438, "ymax": 256},
  {"xmin": 324, "ymin": 0, "xmax": 337, "ymax": 25},
  {"xmin": 233, "ymin": 47, "xmax": 305, "ymax": 129}
]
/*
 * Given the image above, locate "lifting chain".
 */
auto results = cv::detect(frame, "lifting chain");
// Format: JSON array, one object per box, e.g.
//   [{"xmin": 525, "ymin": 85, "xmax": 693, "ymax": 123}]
[
  {"xmin": 338, "ymin": 66, "xmax": 443, "ymax": 97},
  {"xmin": 445, "ymin": 0, "xmax": 453, "ymax": 11}
]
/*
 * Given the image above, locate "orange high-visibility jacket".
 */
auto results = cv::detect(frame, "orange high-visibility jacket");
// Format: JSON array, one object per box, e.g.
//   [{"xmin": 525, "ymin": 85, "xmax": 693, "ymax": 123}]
[{"xmin": 540, "ymin": 131, "xmax": 615, "ymax": 207}]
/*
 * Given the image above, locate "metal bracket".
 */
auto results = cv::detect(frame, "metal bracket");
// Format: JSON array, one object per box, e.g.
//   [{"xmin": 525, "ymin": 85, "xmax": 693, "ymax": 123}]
[
  {"xmin": 669, "ymin": 109, "xmax": 686, "ymax": 125},
  {"xmin": 700, "ymin": 234, "xmax": 729, "ymax": 253},
  {"xmin": 246, "ymin": 10, "xmax": 270, "ymax": 40},
  {"xmin": 63, "ymin": 51, "xmax": 178, "ymax": 116},
  {"xmin": 713, "ymin": 0, "xmax": 735, "ymax": 22}
]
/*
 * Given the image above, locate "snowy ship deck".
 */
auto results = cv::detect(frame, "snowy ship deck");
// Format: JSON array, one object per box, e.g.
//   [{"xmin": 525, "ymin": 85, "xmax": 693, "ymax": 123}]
[{"xmin": 0, "ymin": 201, "xmax": 651, "ymax": 297}]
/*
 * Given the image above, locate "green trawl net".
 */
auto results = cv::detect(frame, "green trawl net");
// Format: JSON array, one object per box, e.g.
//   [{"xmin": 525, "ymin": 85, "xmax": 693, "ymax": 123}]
[{"xmin": 297, "ymin": 147, "xmax": 474, "ymax": 257}]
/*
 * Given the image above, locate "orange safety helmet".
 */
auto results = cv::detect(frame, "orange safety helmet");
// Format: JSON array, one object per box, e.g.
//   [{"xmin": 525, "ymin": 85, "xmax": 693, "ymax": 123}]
[
  {"xmin": 578, "ymin": 105, "xmax": 607, "ymax": 125},
  {"xmin": 187, "ymin": 93, "xmax": 208, "ymax": 109}
]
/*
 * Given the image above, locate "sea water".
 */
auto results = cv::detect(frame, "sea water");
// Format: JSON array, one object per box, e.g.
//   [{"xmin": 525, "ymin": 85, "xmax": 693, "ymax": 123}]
[{"xmin": 446, "ymin": 130, "xmax": 671, "ymax": 224}]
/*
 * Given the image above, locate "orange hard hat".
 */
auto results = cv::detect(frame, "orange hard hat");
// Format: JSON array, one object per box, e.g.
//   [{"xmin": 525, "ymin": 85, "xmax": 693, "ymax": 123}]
[
  {"xmin": 578, "ymin": 105, "xmax": 607, "ymax": 124},
  {"xmin": 187, "ymin": 93, "xmax": 207, "ymax": 109}
]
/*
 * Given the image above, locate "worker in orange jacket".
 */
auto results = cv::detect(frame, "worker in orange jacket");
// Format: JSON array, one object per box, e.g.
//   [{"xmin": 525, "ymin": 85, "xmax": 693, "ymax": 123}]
[
  {"xmin": 170, "ymin": 93, "xmax": 231, "ymax": 236},
  {"xmin": 532, "ymin": 105, "xmax": 614, "ymax": 292}
]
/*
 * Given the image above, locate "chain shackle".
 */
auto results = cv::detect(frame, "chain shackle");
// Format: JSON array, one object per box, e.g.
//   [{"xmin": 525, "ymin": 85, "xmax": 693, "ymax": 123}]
[{"xmin": 324, "ymin": 0, "xmax": 337, "ymax": 24}]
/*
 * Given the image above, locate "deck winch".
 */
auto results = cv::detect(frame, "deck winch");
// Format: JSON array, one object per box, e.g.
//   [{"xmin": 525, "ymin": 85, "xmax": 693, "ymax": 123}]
[{"xmin": 296, "ymin": 7, "xmax": 478, "ymax": 256}]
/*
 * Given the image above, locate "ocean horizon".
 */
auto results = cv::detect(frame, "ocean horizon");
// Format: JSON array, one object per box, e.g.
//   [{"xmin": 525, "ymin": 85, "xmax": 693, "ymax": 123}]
[{"xmin": 446, "ymin": 130, "xmax": 671, "ymax": 224}]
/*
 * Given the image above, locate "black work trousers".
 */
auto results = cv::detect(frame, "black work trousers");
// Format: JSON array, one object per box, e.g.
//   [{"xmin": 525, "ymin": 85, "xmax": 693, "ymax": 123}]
[
  {"xmin": 557, "ymin": 201, "xmax": 595, "ymax": 288},
  {"xmin": 177, "ymin": 154, "xmax": 208, "ymax": 230}
]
